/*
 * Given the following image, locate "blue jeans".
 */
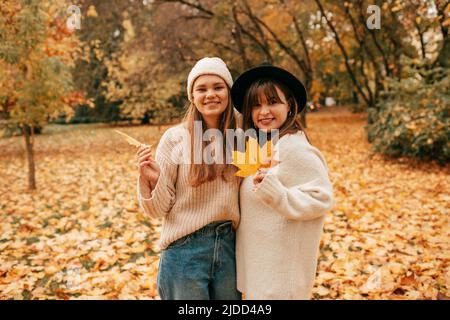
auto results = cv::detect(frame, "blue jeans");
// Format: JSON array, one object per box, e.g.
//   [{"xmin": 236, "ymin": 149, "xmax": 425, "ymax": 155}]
[{"xmin": 157, "ymin": 220, "xmax": 242, "ymax": 300}]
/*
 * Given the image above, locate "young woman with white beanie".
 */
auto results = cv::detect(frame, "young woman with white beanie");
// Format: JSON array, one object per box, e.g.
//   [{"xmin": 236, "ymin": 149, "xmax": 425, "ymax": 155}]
[{"xmin": 136, "ymin": 57, "xmax": 242, "ymax": 300}]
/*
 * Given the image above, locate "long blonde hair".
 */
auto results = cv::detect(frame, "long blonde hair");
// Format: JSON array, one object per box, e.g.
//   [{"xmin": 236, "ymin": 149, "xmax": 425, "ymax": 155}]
[{"xmin": 183, "ymin": 87, "xmax": 238, "ymax": 187}]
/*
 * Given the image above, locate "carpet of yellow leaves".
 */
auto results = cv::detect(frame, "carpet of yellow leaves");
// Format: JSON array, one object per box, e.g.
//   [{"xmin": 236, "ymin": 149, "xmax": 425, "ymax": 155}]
[{"xmin": 0, "ymin": 109, "xmax": 448, "ymax": 300}]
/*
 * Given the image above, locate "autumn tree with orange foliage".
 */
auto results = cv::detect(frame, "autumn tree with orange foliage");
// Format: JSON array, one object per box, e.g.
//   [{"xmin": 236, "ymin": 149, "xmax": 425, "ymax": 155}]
[{"xmin": 0, "ymin": 0, "xmax": 85, "ymax": 189}]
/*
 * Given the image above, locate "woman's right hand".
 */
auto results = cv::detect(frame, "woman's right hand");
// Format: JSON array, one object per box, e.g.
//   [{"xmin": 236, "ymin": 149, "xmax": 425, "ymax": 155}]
[{"xmin": 137, "ymin": 145, "xmax": 160, "ymax": 190}]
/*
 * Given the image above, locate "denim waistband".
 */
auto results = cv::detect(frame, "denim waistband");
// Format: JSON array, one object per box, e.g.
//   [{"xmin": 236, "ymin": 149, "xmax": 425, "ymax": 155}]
[{"xmin": 195, "ymin": 220, "xmax": 233, "ymax": 237}]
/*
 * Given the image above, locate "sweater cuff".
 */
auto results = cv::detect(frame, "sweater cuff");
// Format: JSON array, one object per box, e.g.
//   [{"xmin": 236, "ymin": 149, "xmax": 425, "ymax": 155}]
[
  {"xmin": 137, "ymin": 173, "xmax": 172, "ymax": 217},
  {"xmin": 253, "ymin": 173, "xmax": 283, "ymax": 206},
  {"xmin": 137, "ymin": 175, "xmax": 155, "ymax": 215},
  {"xmin": 138, "ymin": 175, "xmax": 152, "ymax": 200}
]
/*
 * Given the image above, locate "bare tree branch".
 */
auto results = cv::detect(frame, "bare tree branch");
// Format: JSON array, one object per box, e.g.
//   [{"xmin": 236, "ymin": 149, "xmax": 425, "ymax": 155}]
[
  {"xmin": 356, "ymin": 0, "xmax": 392, "ymax": 77},
  {"xmin": 231, "ymin": 4, "xmax": 251, "ymax": 69},
  {"xmin": 155, "ymin": 0, "xmax": 214, "ymax": 17},
  {"xmin": 314, "ymin": 0, "xmax": 372, "ymax": 107},
  {"xmin": 254, "ymin": 15, "xmax": 311, "ymax": 84},
  {"xmin": 233, "ymin": 6, "xmax": 274, "ymax": 63}
]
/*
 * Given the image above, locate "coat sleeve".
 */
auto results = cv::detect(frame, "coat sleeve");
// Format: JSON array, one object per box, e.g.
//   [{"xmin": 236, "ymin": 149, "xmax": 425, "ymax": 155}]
[
  {"xmin": 253, "ymin": 144, "xmax": 334, "ymax": 221},
  {"xmin": 136, "ymin": 130, "xmax": 179, "ymax": 219}
]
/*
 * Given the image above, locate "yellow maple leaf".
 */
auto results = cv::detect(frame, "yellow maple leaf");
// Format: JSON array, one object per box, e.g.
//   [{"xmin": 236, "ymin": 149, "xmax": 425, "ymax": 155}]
[{"xmin": 231, "ymin": 137, "xmax": 274, "ymax": 177}]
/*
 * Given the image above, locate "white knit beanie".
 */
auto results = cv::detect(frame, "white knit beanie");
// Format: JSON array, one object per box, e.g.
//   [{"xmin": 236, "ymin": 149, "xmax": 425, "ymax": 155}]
[{"xmin": 187, "ymin": 57, "xmax": 233, "ymax": 102}]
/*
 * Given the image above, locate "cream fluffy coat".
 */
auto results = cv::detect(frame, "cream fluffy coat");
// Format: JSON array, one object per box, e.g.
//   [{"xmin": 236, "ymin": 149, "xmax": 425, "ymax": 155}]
[{"xmin": 236, "ymin": 131, "xmax": 334, "ymax": 299}]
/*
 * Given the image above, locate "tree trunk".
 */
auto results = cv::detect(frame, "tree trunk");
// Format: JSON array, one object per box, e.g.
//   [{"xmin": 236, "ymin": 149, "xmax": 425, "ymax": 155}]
[
  {"xmin": 23, "ymin": 124, "xmax": 36, "ymax": 190},
  {"xmin": 437, "ymin": 36, "xmax": 450, "ymax": 68},
  {"xmin": 436, "ymin": 1, "xmax": 449, "ymax": 69},
  {"xmin": 352, "ymin": 90, "xmax": 359, "ymax": 104}
]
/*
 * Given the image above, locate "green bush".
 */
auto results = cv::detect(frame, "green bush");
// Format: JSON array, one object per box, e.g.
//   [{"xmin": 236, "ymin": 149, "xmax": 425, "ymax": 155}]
[{"xmin": 366, "ymin": 63, "xmax": 449, "ymax": 165}]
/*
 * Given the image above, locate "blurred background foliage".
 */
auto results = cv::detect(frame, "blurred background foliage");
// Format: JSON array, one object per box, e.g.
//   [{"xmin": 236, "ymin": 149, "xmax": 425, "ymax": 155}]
[{"xmin": 1, "ymin": 0, "xmax": 449, "ymax": 164}]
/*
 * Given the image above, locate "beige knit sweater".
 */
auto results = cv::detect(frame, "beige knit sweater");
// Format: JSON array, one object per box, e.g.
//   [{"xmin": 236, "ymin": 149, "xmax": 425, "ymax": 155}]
[
  {"xmin": 236, "ymin": 131, "xmax": 334, "ymax": 299},
  {"xmin": 137, "ymin": 123, "xmax": 241, "ymax": 250}
]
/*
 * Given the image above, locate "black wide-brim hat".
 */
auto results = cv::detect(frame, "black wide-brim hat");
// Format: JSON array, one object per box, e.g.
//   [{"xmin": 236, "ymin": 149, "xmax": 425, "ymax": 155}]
[{"xmin": 231, "ymin": 63, "xmax": 307, "ymax": 114}]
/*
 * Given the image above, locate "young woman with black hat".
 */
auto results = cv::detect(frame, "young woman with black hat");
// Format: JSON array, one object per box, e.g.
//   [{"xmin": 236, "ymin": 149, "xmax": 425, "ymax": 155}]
[{"xmin": 231, "ymin": 63, "xmax": 335, "ymax": 299}]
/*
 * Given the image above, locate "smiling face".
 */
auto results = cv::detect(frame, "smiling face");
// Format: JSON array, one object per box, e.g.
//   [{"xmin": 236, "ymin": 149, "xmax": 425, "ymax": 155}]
[
  {"xmin": 242, "ymin": 78, "xmax": 306, "ymax": 142},
  {"xmin": 192, "ymin": 74, "xmax": 229, "ymax": 124},
  {"xmin": 250, "ymin": 85, "xmax": 289, "ymax": 131}
]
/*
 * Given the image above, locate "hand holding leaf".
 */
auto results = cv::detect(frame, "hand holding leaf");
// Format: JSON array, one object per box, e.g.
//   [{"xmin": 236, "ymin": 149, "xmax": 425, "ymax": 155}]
[
  {"xmin": 114, "ymin": 130, "xmax": 158, "ymax": 190},
  {"xmin": 137, "ymin": 145, "xmax": 160, "ymax": 191},
  {"xmin": 231, "ymin": 137, "xmax": 279, "ymax": 178},
  {"xmin": 252, "ymin": 167, "xmax": 269, "ymax": 191}
]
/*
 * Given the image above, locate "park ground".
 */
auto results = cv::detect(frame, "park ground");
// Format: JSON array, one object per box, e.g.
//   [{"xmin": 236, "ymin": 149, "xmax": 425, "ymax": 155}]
[{"xmin": 0, "ymin": 107, "xmax": 448, "ymax": 299}]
